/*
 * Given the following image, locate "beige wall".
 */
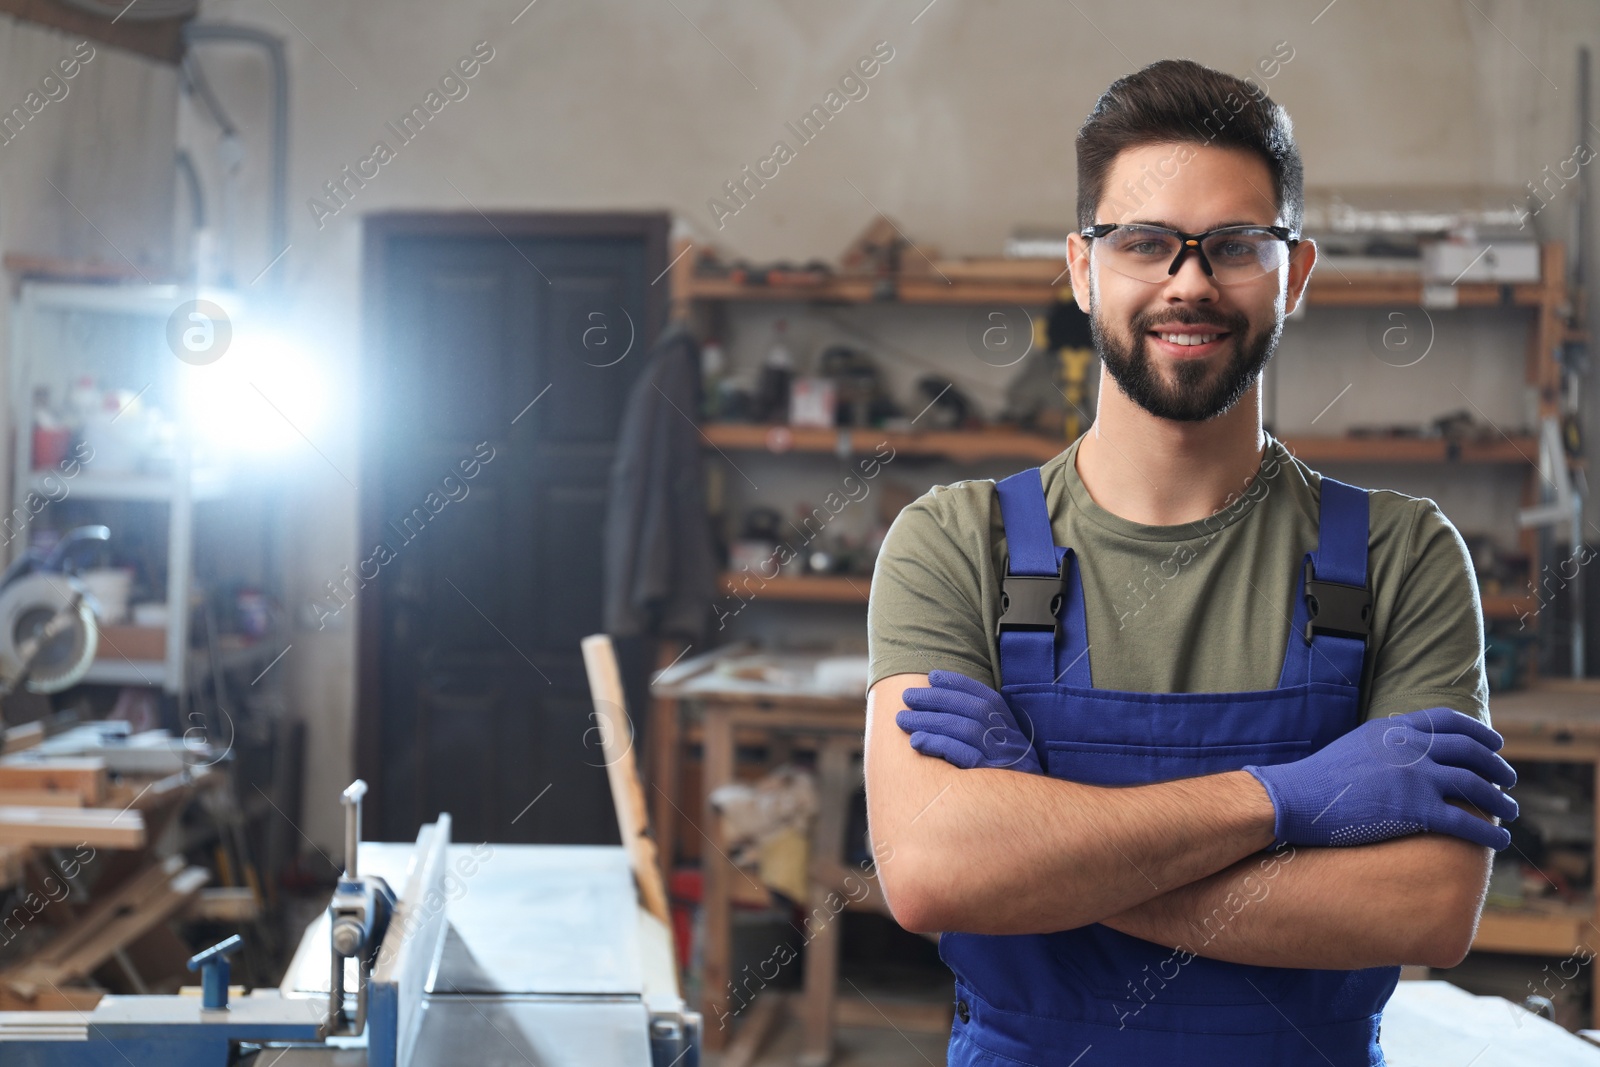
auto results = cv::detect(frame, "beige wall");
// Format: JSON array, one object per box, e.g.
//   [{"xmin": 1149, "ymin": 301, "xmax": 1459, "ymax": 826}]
[
  {"xmin": 0, "ymin": 19, "xmax": 176, "ymax": 274},
  {"xmin": 0, "ymin": 16, "xmax": 178, "ymax": 516},
  {"xmin": 178, "ymin": 0, "xmax": 1600, "ymax": 851}
]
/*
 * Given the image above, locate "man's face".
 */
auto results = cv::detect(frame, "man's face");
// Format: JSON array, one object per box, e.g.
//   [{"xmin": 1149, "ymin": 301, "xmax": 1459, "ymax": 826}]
[{"xmin": 1066, "ymin": 143, "xmax": 1315, "ymax": 423}]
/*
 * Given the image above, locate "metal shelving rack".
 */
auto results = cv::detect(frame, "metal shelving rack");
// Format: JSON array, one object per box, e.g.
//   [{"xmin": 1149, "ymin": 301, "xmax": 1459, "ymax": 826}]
[{"xmin": 7, "ymin": 282, "xmax": 243, "ymax": 694}]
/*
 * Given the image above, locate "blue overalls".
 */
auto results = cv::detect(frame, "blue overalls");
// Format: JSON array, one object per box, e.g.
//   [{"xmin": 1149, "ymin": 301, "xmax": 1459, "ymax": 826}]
[{"xmin": 941, "ymin": 465, "xmax": 1400, "ymax": 1066}]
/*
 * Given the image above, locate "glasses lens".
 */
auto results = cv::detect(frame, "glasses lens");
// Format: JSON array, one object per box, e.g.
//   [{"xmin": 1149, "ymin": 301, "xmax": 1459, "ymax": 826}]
[
  {"xmin": 1093, "ymin": 226, "xmax": 1183, "ymax": 283},
  {"xmin": 1199, "ymin": 228, "xmax": 1289, "ymax": 284}
]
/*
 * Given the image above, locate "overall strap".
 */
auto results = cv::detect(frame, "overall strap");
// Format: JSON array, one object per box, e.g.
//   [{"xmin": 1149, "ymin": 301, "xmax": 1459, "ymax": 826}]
[
  {"xmin": 994, "ymin": 468, "xmax": 1090, "ymax": 688},
  {"xmin": 1279, "ymin": 476, "xmax": 1372, "ymax": 690}
]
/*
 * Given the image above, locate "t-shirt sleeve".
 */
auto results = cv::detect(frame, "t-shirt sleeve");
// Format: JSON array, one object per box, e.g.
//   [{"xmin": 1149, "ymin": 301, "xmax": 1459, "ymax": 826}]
[
  {"xmin": 1363, "ymin": 497, "xmax": 1491, "ymax": 726},
  {"xmin": 867, "ymin": 488, "xmax": 999, "ymax": 691}
]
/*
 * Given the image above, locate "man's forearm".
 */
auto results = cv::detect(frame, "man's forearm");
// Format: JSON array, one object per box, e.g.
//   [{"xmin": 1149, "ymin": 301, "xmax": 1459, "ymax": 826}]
[
  {"xmin": 867, "ymin": 674, "xmax": 1279, "ymax": 936},
  {"xmin": 1099, "ymin": 832, "xmax": 1493, "ymax": 970},
  {"xmin": 875, "ymin": 764, "xmax": 1277, "ymax": 935}
]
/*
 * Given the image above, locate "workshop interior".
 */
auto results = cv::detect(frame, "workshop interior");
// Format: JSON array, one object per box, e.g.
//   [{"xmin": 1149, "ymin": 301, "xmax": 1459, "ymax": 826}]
[{"xmin": 0, "ymin": 1, "xmax": 1597, "ymax": 1065}]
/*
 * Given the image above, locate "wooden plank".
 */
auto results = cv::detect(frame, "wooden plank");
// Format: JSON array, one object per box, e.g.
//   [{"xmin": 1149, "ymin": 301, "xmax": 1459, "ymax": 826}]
[
  {"xmin": 1473, "ymin": 907, "xmax": 1590, "ymax": 956},
  {"xmin": 649, "ymin": 637, "xmax": 690, "ymax": 880},
  {"xmin": 580, "ymin": 635, "xmax": 672, "ymax": 926},
  {"xmin": 0, "ymin": 1, "xmax": 187, "ymax": 64},
  {"xmin": 184, "ymin": 887, "xmax": 260, "ymax": 923},
  {"xmin": 718, "ymin": 573, "xmax": 870, "ymax": 604},
  {"xmin": 0, "ymin": 846, "xmax": 26, "ymax": 890},
  {"xmin": 700, "ymin": 706, "xmax": 736, "ymax": 1052},
  {"xmin": 102, "ymin": 768, "xmax": 198, "ymax": 811},
  {"xmin": 0, "ymin": 759, "xmax": 106, "ymax": 805},
  {"xmin": 0, "ymin": 790, "xmax": 82, "ymax": 808},
  {"xmin": 0, "ymin": 985, "xmax": 100, "ymax": 1012},
  {"xmin": 14, "ymin": 859, "xmax": 181, "ymax": 969},
  {"xmin": 698, "ymin": 422, "xmax": 1063, "ymax": 465},
  {"xmin": 801, "ymin": 735, "xmax": 857, "ymax": 1065},
  {"xmin": 3, "ymin": 858, "xmax": 207, "ymax": 999},
  {"xmin": 1, "ymin": 723, "xmax": 43, "ymax": 756},
  {"xmin": 0, "ymin": 806, "xmax": 142, "ymax": 849}
]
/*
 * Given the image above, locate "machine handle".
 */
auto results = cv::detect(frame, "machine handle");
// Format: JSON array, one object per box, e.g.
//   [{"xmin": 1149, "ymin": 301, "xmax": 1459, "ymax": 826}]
[
  {"xmin": 342, "ymin": 780, "xmax": 367, "ymax": 879},
  {"xmin": 187, "ymin": 934, "xmax": 243, "ymax": 1010}
]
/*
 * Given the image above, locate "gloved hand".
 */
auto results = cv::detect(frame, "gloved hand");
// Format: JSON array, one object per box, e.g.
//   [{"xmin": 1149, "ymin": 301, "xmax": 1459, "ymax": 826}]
[
  {"xmin": 895, "ymin": 669, "xmax": 1042, "ymax": 773},
  {"xmin": 1244, "ymin": 707, "xmax": 1518, "ymax": 851}
]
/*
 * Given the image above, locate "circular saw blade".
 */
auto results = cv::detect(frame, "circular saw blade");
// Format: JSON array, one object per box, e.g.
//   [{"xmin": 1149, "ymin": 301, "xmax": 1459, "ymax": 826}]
[{"xmin": 0, "ymin": 573, "xmax": 98, "ymax": 693}]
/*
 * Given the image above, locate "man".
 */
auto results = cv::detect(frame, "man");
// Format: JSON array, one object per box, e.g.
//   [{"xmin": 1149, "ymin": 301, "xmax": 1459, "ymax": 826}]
[{"xmin": 863, "ymin": 58, "xmax": 1518, "ymax": 1066}]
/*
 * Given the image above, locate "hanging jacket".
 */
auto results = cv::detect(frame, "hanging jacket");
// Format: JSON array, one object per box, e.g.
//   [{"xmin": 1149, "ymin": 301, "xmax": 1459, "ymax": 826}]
[{"xmin": 601, "ymin": 319, "xmax": 718, "ymax": 643}]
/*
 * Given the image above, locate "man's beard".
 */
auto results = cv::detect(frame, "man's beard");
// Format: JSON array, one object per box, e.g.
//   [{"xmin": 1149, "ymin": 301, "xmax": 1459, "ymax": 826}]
[{"xmin": 1090, "ymin": 302, "xmax": 1281, "ymax": 422}]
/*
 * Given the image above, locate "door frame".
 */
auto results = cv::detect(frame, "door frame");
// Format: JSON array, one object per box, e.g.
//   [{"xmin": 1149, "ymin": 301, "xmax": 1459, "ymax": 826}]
[{"xmin": 357, "ymin": 211, "xmax": 671, "ymax": 832}]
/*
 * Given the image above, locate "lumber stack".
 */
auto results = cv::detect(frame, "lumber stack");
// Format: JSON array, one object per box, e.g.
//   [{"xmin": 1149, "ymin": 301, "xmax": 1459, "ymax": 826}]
[
  {"xmin": 0, "ymin": 725, "xmax": 230, "ymax": 1012},
  {"xmin": 0, "ymin": 856, "xmax": 209, "ymax": 1008}
]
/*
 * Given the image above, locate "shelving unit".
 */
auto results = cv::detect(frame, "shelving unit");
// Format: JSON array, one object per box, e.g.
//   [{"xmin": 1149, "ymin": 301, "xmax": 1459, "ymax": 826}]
[
  {"xmin": 1480, "ymin": 681, "xmax": 1600, "ymax": 1024},
  {"xmin": 7, "ymin": 282, "xmax": 243, "ymax": 694},
  {"xmin": 674, "ymin": 237, "xmax": 1574, "ymax": 625}
]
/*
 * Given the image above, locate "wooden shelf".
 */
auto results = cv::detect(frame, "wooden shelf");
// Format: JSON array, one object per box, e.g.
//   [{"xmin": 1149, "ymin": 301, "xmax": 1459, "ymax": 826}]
[
  {"xmin": 1303, "ymin": 274, "xmax": 1550, "ymax": 309},
  {"xmin": 718, "ymin": 573, "xmax": 869, "ymax": 603},
  {"xmin": 1481, "ymin": 593, "xmax": 1539, "ymax": 621},
  {"xmin": 679, "ymin": 271, "xmax": 1070, "ymax": 307},
  {"xmin": 677, "ymin": 266, "xmax": 1554, "ymax": 310},
  {"xmin": 700, "ymin": 423, "xmax": 1067, "ymax": 464},
  {"xmin": 701, "ymin": 423, "xmax": 1542, "ymax": 468},
  {"xmin": 1474, "ymin": 904, "xmax": 1595, "ymax": 956},
  {"xmin": 1279, "ymin": 435, "xmax": 1539, "ymax": 465},
  {"xmin": 724, "ymin": 568, "xmax": 1530, "ymax": 620}
]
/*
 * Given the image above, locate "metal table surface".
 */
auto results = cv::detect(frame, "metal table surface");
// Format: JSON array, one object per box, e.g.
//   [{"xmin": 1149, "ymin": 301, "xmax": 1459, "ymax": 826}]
[{"xmin": 280, "ymin": 842, "xmax": 680, "ymax": 1067}]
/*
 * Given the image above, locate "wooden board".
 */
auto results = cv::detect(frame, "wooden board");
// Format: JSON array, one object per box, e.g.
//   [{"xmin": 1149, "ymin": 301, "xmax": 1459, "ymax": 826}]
[
  {"xmin": 0, "ymin": 759, "xmax": 106, "ymax": 805},
  {"xmin": 581, "ymin": 634, "xmax": 673, "ymax": 926},
  {"xmin": 0, "ymin": 790, "xmax": 83, "ymax": 808},
  {"xmin": 185, "ymin": 887, "xmax": 260, "ymax": 923},
  {"xmin": 0, "ymin": 856, "xmax": 207, "ymax": 1002},
  {"xmin": 1, "ymin": 724, "xmax": 43, "ymax": 756},
  {"xmin": 0, "ymin": 805, "xmax": 143, "ymax": 849}
]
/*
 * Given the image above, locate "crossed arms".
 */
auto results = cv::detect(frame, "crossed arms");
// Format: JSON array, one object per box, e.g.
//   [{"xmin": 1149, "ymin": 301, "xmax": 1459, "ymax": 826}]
[{"xmin": 863, "ymin": 672, "xmax": 1497, "ymax": 971}]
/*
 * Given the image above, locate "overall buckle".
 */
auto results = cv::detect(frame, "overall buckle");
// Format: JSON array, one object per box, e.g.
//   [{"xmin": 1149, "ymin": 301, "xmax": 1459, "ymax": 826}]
[
  {"xmin": 1302, "ymin": 558, "xmax": 1371, "ymax": 644},
  {"xmin": 996, "ymin": 557, "xmax": 1067, "ymax": 638}
]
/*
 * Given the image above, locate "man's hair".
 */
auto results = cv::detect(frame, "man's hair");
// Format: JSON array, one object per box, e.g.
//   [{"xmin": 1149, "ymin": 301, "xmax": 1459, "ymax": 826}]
[{"xmin": 1075, "ymin": 58, "xmax": 1303, "ymax": 234}]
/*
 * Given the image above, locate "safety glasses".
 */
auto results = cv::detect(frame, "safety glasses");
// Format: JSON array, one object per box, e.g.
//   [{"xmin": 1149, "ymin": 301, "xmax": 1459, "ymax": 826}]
[{"xmin": 1081, "ymin": 223, "xmax": 1300, "ymax": 286}]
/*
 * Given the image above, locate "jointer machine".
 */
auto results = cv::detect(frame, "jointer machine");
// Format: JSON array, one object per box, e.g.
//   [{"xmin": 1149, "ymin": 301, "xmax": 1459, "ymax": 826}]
[{"xmin": 0, "ymin": 780, "xmax": 701, "ymax": 1066}]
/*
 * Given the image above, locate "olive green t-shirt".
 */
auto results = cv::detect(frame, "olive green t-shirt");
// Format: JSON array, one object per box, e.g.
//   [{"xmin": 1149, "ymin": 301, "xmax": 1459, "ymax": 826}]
[{"xmin": 866, "ymin": 432, "xmax": 1489, "ymax": 725}]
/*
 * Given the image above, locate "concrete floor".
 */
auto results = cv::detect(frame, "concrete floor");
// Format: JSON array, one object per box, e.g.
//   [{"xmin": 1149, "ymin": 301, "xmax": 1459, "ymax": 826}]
[{"xmin": 704, "ymin": 1015, "xmax": 949, "ymax": 1067}]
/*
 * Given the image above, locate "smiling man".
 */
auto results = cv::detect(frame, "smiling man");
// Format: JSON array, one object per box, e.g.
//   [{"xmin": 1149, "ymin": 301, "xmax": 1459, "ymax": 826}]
[{"xmin": 863, "ymin": 59, "xmax": 1518, "ymax": 1065}]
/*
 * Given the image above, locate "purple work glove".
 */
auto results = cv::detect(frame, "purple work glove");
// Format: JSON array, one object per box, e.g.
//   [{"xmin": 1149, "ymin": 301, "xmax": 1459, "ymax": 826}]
[
  {"xmin": 1244, "ymin": 707, "xmax": 1519, "ymax": 851},
  {"xmin": 895, "ymin": 669, "xmax": 1042, "ymax": 773}
]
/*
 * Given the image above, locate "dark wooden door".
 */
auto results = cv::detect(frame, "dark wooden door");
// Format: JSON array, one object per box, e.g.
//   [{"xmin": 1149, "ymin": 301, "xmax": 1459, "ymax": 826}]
[{"xmin": 359, "ymin": 213, "xmax": 668, "ymax": 845}]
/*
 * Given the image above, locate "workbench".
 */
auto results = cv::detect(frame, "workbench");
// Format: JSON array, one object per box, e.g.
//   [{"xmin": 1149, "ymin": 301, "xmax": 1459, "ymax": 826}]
[
  {"xmin": 1473, "ymin": 680, "xmax": 1600, "ymax": 1026},
  {"xmin": 653, "ymin": 651, "xmax": 947, "ymax": 1066}
]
